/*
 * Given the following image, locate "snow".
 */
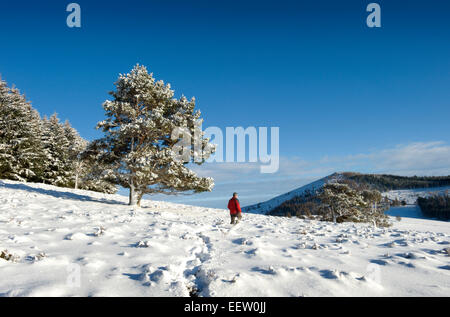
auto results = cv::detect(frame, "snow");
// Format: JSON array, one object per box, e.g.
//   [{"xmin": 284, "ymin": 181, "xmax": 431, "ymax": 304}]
[
  {"xmin": 1, "ymin": 179, "xmax": 449, "ymax": 297},
  {"xmin": 383, "ymin": 186, "xmax": 450, "ymax": 205}
]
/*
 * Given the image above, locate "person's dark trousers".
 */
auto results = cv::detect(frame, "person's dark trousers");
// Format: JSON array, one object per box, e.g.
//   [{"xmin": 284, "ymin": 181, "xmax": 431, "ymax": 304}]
[{"xmin": 230, "ymin": 212, "xmax": 242, "ymax": 224}]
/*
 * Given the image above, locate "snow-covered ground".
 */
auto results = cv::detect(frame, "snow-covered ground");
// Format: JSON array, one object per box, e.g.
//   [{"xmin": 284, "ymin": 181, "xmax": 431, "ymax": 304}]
[
  {"xmin": 1, "ymin": 180, "xmax": 449, "ymax": 297},
  {"xmin": 383, "ymin": 187, "xmax": 450, "ymax": 205}
]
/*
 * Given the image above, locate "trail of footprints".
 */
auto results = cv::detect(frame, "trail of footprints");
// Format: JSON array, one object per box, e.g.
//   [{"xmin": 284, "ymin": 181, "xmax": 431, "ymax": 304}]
[{"xmin": 131, "ymin": 215, "xmax": 449, "ymax": 296}]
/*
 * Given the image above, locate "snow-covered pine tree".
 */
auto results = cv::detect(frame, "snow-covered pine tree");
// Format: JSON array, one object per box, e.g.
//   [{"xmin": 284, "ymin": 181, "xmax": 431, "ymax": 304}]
[
  {"xmin": 41, "ymin": 114, "xmax": 72, "ymax": 186},
  {"xmin": 91, "ymin": 64, "xmax": 215, "ymax": 206},
  {"xmin": 63, "ymin": 120, "xmax": 88, "ymax": 189},
  {"xmin": 78, "ymin": 161, "xmax": 118, "ymax": 194},
  {"xmin": 0, "ymin": 77, "xmax": 115, "ymax": 194},
  {"xmin": 0, "ymin": 77, "xmax": 45, "ymax": 181},
  {"xmin": 318, "ymin": 182, "xmax": 389, "ymax": 226},
  {"xmin": 318, "ymin": 183, "xmax": 367, "ymax": 223},
  {"xmin": 78, "ymin": 144, "xmax": 118, "ymax": 194}
]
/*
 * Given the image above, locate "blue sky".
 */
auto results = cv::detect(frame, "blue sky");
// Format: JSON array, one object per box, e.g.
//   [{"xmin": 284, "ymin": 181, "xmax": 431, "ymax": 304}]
[{"xmin": 1, "ymin": 0, "xmax": 449, "ymax": 208}]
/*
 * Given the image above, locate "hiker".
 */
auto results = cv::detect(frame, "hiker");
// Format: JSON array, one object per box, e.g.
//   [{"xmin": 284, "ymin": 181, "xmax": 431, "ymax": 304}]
[{"xmin": 228, "ymin": 192, "xmax": 242, "ymax": 225}]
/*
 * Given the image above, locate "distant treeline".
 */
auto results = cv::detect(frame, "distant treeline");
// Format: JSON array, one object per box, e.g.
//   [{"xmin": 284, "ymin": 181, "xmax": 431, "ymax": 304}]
[
  {"xmin": 342, "ymin": 172, "xmax": 450, "ymax": 192},
  {"xmin": 0, "ymin": 77, "xmax": 116, "ymax": 193},
  {"xmin": 417, "ymin": 195, "xmax": 450, "ymax": 221}
]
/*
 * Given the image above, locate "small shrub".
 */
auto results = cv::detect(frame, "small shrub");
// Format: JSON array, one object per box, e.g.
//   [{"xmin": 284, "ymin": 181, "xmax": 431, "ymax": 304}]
[{"xmin": 0, "ymin": 250, "xmax": 19, "ymax": 262}]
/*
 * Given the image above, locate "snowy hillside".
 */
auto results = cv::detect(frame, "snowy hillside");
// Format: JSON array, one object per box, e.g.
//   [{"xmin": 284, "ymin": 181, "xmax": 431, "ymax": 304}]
[
  {"xmin": 242, "ymin": 174, "xmax": 337, "ymax": 214},
  {"xmin": 1, "ymin": 180, "xmax": 449, "ymax": 297}
]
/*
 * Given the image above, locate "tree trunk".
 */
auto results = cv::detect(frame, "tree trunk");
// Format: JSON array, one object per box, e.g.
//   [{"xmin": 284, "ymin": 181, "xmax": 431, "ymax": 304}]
[
  {"xmin": 128, "ymin": 137, "xmax": 137, "ymax": 206},
  {"xmin": 74, "ymin": 173, "xmax": 79, "ymax": 190},
  {"xmin": 137, "ymin": 194, "xmax": 142, "ymax": 207},
  {"xmin": 137, "ymin": 192, "xmax": 144, "ymax": 207},
  {"xmin": 129, "ymin": 182, "xmax": 137, "ymax": 206}
]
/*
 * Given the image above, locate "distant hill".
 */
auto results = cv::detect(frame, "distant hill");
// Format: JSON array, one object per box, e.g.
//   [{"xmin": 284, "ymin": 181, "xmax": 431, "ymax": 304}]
[
  {"xmin": 242, "ymin": 174, "xmax": 335, "ymax": 215},
  {"xmin": 243, "ymin": 172, "xmax": 450, "ymax": 215}
]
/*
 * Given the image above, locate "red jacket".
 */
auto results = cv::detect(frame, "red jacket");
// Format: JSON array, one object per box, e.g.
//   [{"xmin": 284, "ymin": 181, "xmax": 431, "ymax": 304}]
[{"xmin": 228, "ymin": 198, "xmax": 242, "ymax": 215}]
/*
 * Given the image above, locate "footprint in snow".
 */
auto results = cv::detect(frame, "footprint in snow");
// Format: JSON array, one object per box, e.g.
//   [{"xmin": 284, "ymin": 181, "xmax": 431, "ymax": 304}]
[
  {"xmin": 319, "ymin": 269, "xmax": 347, "ymax": 280},
  {"xmin": 232, "ymin": 238, "xmax": 253, "ymax": 246},
  {"xmin": 383, "ymin": 239, "xmax": 408, "ymax": 248},
  {"xmin": 65, "ymin": 232, "xmax": 88, "ymax": 240},
  {"xmin": 396, "ymin": 261, "xmax": 416, "ymax": 268},
  {"xmin": 148, "ymin": 268, "xmax": 170, "ymax": 283},
  {"xmin": 245, "ymin": 248, "xmax": 259, "ymax": 257},
  {"xmin": 197, "ymin": 252, "xmax": 211, "ymax": 262},
  {"xmin": 251, "ymin": 266, "xmax": 277, "ymax": 275},
  {"xmin": 370, "ymin": 259, "xmax": 389, "ymax": 266},
  {"xmin": 291, "ymin": 243, "xmax": 307, "ymax": 250},
  {"xmin": 397, "ymin": 252, "xmax": 426, "ymax": 260}
]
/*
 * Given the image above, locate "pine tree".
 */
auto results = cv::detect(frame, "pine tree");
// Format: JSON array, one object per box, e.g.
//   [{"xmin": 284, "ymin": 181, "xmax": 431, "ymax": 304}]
[
  {"xmin": 91, "ymin": 65, "xmax": 215, "ymax": 206},
  {"xmin": 318, "ymin": 182, "xmax": 390, "ymax": 226},
  {"xmin": 318, "ymin": 183, "xmax": 367, "ymax": 223},
  {"xmin": 63, "ymin": 120, "xmax": 88, "ymax": 189},
  {"xmin": 41, "ymin": 114, "xmax": 72, "ymax": 186},
  {"xmin": 78, "ymin": 147, "xmax": 118, "ymax": 194},
  {"xmin": 0, "ymin": 77, "xmax": 45, "ymax": 181},
  {"xmin": 0, "ymin": 77, "xmax": 116, "ymax": 194}
]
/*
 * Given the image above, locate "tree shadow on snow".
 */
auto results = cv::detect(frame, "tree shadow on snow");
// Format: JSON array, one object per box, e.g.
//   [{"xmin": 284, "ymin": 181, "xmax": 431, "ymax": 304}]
[{"xmin": 0, "ymin": 181, "xmax": 126, "ymax": 206}]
